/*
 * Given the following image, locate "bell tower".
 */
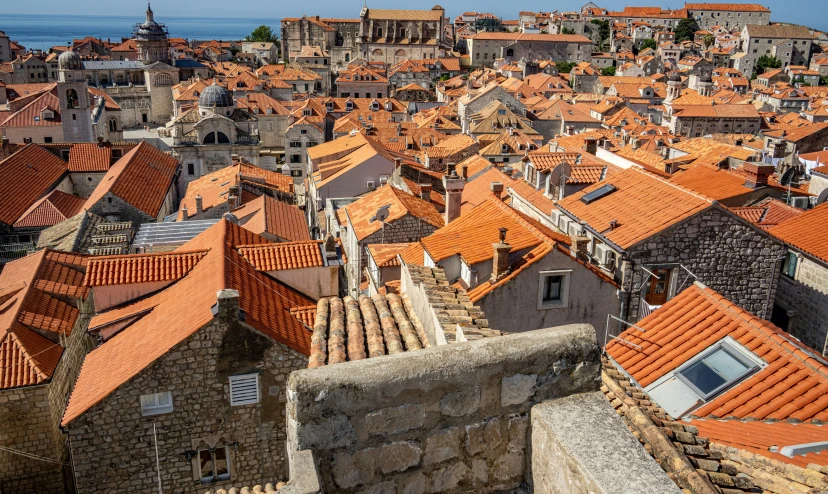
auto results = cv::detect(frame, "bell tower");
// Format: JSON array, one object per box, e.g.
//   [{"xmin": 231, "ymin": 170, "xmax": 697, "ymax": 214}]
[
  {"xmin": 57, "ymin": 51, "xmax": 94, "ymax": 142},
  {"xmin": 134, "ymin": 2, "xmax": 170, "ymax": 64}
]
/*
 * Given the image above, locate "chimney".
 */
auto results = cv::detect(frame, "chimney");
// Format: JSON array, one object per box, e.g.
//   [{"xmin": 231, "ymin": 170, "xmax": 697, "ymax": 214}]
[
  {"xmin": 181, "ymin": 207, "xmax": 189, "ymax": 221},
  {"xmin": 458, "ymin": 164, "xmax": 468, "ymax": 180},
  {"xmin": 491, "ymin": 227, "xmax": 511, "ymax": 282},
  {"xmin": 214, "ymin": 289, "xmax": 240, "ymax": 320},
  {"xmin": 742, "ymin": 162, "xmax": 774, "ymax": 188},
  {"xmin": 490, "ymin": 181, "xmax": 504, "ymax": 200},
  {"xmin": 632, "ymin": 137, "xmax": 641, "ymax": 150},
  {"xmin": 195, "ymin": 195, "xmax": 203, "ymax": 214},
  {"xmin": 231, "ymin": 154, "xmax": 240, "ymax": 166},
  {"xmin": 442, "ymin": 167, "xmax": 465, "ymax": 224},
  {"xmin": 228, "ymin": 185, "xmax": 241, "ymax": 208},
  {"xmin": 324, "ymin": 233, "xmax": 339, "ymax": 260},
  {"xmin": 394, "ymin": 157, "xmax": 402, "ymax": 169},
  {"xmin": 583, "ymin": 137, "xmax": 597, "ymax": 155},
  {"xmin": 419, "ymin": 183, "xmax": 432, "ymax": 202}
]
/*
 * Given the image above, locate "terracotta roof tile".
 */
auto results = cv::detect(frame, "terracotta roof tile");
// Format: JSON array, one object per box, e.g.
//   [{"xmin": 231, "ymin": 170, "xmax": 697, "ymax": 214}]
[
  {"xmin": 607, "ymin": 283, "xmax": 828, "ymax": 422},
  {"xmin": 0, "ymin": 144, "xmax": 68, "ymax": 226},
  {"xmin": 768, "ymin": 203, "xmax": 828, "ymax": 264},
  {"xmin": 368, "ymin": 243, "xmax": 412, "ymax": 267},
  {"xmin": 461, "ymin": 167, "xmax": 519, "ymax": 213},
  {"xmin": 558, "ymin": 167, "xmax": 712, "ymax": 249},
  {"xmin": 237, "ymin": 241, "xmax": 324, "ymax": 271},
  {"xmin": 729, "ymin": 198, "xmax": 802, "ymax": 230},
  {"xmin": 341, "ymin": 185, "xmax": 443, "ymax": 241},
  {"xmin": 84, "ymin": 250, "xmax": 208, "ymax": 286},
  {"xmin": 232, "ymin": 195, "xmax": 310, "ymax": 242},
  {"xmin": 63, "ymin": 220, "xmax": 314, "ymax": 425},
  {"xmin": 13, "ymin": 190, "xmax": 85, "ymax": 229},
  {"xmin": 84, "ymin": 142, "xmax": 178, "ymax": 218},
  {"xmin": 67, "ymin": 143, "xmax": 119, "ymax": 172}
]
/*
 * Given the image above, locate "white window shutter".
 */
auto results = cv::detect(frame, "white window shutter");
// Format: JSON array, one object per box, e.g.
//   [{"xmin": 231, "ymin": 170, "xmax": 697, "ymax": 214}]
[{"xmin": 229, "ymin": 374, "xmax": 260, "ymax": 406}]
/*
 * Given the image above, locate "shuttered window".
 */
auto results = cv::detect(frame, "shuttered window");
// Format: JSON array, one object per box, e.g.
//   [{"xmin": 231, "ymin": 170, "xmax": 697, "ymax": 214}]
[{"xmin": 229, "ymin": 374, "xmax": 260, "ymax": 406}]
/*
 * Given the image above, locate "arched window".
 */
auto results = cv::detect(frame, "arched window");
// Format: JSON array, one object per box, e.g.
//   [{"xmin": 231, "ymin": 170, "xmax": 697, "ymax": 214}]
[
  {"xmin": 109, "ymin": 118, "xmax": 117, "ymax": 132},
  {"xmin": 154, "ymin": 73, "xmax": 174, "ymax": 86},
  {"xmin": 372, "ymin": 49, "xmax": 384, "ymax": 57},
  {"xmin": 203, "ymin": 131, "xmax": 231, "ymax": 144},
  {"xmin": 66, "ymin": 89, "xmax": 79, "ymax": 109},
  {"xmin": 395, "ymin": 49, "xmax": 407, "ymax": 59},
  {"xmin": 345, "ymin": 53, "xmax": 350, "ymax": 62}
]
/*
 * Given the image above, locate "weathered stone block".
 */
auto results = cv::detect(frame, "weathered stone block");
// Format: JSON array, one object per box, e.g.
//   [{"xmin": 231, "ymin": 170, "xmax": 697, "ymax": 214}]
[
  {"xmin": 399, "ymin": 473, "xmax": 427, "ymax": 494},
  {"xmin": 439, "ymin": 387, "xmax": 480, "ymax": 417},
  {"xmin": 363, "ymin": 403, "xmax": 425, "ymax": 437},
  {"xmin": 501, "ymin": 374, "xmax": 537, "ymax": 407},
  {"xmin": 376, "ymin": 441, "xmax": 422, "ymax": 474},
  {"xmin": 296, "ymin": 415, "xmax": 356, "ymax": 450},
  {"xmin": 429, "ymin": 462, "xmax": 468, "ymax": 492},
  {"xmin": 465, "ymin": 418, "xmax": 502, "ymax": 456},
  {"xmin": 424, "ymin": 427, "xmax": 462, "ymax": 465}
]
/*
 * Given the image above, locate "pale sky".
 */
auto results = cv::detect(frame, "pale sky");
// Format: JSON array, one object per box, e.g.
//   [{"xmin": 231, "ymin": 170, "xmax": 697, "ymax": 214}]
[{"xmin": 5, "ymin": 0, "xmax": 828, "ymax": 31}]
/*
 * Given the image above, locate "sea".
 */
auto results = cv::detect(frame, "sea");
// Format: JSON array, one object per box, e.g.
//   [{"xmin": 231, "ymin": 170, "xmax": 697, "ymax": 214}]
[{"xmin": 1, "ymin": 14, "xmax": 283, "ymax": 52}]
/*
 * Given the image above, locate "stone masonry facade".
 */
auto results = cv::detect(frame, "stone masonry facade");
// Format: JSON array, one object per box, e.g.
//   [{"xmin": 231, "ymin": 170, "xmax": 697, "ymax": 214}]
[
  {"xmin": 0, "ymin": 298, "xmax": 95, "ymax": 494},
  {"xmin": 773, "ymin": 256, "xmax": 828, "ymax": 355},
  {"xmin": 286, "ymin": 325, "xmax": 601, "ymax": 493},
  {"xmin": 66, "ymin": 305, "xmax": 308, "ymax": 494},
  {"xmin": 623, "ymin": 206, "xmax": 785, "ymax": 322}
]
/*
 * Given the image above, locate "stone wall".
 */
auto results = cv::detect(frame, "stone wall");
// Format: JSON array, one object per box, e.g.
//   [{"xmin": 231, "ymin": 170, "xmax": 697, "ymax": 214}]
[
  {"xmin": 773, "ymin": 256, "xmax": 828, "ymax": 355},
  {"xmin": 66, "ymin": 298, "xmax": 308, "ymax": 493},
  {"xmin": 86, "ymin": 191, "xmax": 155, "ymax": 225},
  {"xmin": 285, "ymin": 325, "xmax": 601, "ymax": 493},
  {"xmin": 531, "ymin": 392, "xmax": 681, "ymax": 494},
  {"xmin": 70, "ymin": 172, "xmax": 107, "ymax": 198},
  {"xmin": 623, "ymin": 206, "xmax": 785, "ymax": 322}
]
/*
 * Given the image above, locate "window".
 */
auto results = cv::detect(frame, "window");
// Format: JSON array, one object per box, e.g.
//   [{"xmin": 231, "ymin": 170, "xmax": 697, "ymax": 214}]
[
  {"xmin": 537, "ymin": 270, "xmax": 571, "ymax": 309},
  {"xmin": 307, "ymin": 141, "xmax": 318, "ymax": 147},
  {"xmin": 291, "ymin": 169, "xmax": 302, "ymax": 177},
  {"xmin": 781, "ymin": 252, "xmax": 798, "ymax": 279},
  {"xmin": 44, "ymin": 137, "xmax": 52, "ymax": 143},
  {"xmin": 290, "ymin": 154, "xmax": 302, "ymax": 163},
  {"xmin": 229, "ymin": 374, "xmax": 260, "ymax": 406},
  {"xmin": 140, "ymin": 391, "xmax": 173, "ymax": 416},
  {"xmin": 289, "ymin": 141, "xmax": 302, "ymax": 148},
  {"xmin": 187, "ymin": 163, "xmax": 195, "ymax": 175},
  {"xmin": 197, "ymin": 445, "xmax": 231, "ymax": 483},
  {"xmin": 675, "ymin": 339, "xmax": 761, "ymax": 399}
]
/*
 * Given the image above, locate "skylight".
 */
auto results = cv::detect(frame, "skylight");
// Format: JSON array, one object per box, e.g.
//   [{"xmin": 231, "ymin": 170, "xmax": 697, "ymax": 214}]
[{"xmin": 580, "ymin": 184, "xmax": 617, "ymax": 204}]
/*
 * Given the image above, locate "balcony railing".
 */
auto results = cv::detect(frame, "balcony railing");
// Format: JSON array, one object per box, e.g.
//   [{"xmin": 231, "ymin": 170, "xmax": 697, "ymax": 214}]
[{"xmin": 639, "ymin": 300, "xmax": 662, "ymax": 320}]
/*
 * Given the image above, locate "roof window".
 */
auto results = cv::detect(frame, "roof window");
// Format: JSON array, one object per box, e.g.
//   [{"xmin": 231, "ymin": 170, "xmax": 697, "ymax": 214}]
[{"xmin": 580, "ymin": 184, "xmax": 617, "ymax": 204}]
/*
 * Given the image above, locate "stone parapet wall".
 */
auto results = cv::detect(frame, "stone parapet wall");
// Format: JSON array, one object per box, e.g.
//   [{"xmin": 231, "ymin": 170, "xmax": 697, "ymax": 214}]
[
  {"xmin": 774, "ymin": 259, "xmax": 828, "ymax": 355},
  {"xmin": 286, "ymin": 325, "xmax": 601, "ymax": 493}
]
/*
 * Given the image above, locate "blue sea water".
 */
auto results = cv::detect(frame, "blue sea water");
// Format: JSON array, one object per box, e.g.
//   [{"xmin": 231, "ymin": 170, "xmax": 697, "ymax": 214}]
[{"xmin": 1, "ymin": 14, "xmax": 282, "ymax": 52}]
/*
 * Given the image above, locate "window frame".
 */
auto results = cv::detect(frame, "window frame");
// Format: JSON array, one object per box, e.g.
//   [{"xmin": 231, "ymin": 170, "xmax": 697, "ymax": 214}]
[
  {"xmin": 196, "ymin": 444, "xmax": 232, "ymax": 484},
  {"xmin": 674, "ymin": 337, "xmax": 764, "ymax": 400},
  {"xmin": 537, "ymin": 270, "xmax": 571, "ymax": 310},
  {"xmin": 140, "ymin": 391, "xmax": 174, "ymax": 416}
]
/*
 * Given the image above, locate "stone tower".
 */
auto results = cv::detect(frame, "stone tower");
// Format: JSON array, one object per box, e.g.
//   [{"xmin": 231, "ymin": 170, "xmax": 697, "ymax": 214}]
[
  {"xmin": 697, "ymin": 74, "xmax": 713, "ymax": 98},
  {"xmin": 57, "ymin": 51, "xmax": 94, "ymax": 142},
  {"xmin": 666, "ymin": 72, "xmax": 682, "ymax": 103},
  {"xmin": 134, "ymin": 3, "xmax": 170, "ymax": 64}
]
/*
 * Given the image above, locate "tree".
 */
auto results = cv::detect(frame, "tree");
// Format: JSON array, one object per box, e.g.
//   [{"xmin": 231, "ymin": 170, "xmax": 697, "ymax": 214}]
[
  {"xmin": 247, "ymin": 25, "xmax": 277, "ymax": 43},
  {"xmin": 601, "ymin": 66, "xmax": 616, "ymax": 76},
  {"xmin": 590, "ymin": 19, "xmax": 610, "ymax": 51},
  {"xmin": 639, "ymin": 38, "xmax": 657, "ymax": 51},
  {"xmin": 561, "ymin": 27, "xmax": 576, "ymax": 35},
  {"xmin": 755, "ymin": 55, "xmax": 782, "ymax": 76},
  {"xmin": 556, "ymin": 61, "xmax": 576, "ymax": 73},
  {"xmin": 703, "ymin": 33, "xmax": 716, "ymax": 48},
  {"xmin": 674, "ymin": 18, "xmax": 700, "ymax": 43}
]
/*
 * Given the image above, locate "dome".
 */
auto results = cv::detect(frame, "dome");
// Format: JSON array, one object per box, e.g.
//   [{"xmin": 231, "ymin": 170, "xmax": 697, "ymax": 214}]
[
  {"xmin": 134, "ymin": 4, "xmax": 168, "ymax": 41},
  {"xmin": 199, "ymin": 84, "xmax": 234, "ymax": 108},
  {"xmin": 58, "ymin": 51, "xmax": 82, "ymax": 71},
  {"xmin": 700, "ymin": 74, "xmax": 713, "ymax": 84},
  {"xmin": 668, "ymin": 72, "xmax": 682, "ymax": 83}
]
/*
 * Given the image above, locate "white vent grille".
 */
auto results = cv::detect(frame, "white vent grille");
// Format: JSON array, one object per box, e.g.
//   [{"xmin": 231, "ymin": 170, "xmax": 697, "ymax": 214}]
[{"xmin": 229, "ymin": 374, "xmax": 260, "ymax": 406}]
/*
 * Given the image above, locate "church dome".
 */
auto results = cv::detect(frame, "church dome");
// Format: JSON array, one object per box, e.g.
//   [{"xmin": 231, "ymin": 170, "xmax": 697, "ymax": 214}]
[
  {"xmin": 668, "ymin": 72, "xmax": 682, "ymax": 83},
  {"xmin": 58, "ymin": 51, "xmax": 82, "ymax": 71},
  {"xmin": 699, "ymin": 74, "xmax": 713, "ymax": 83},
  {"xmin": 199, "ymin": 84, "xmax": 234, "ymax": 108}
]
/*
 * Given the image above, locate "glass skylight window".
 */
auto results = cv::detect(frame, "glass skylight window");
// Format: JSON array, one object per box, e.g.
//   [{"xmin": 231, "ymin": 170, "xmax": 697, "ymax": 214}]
[
  {"xmin": 676, "ymin": 344, "xmax": 755, "ymax": 399},
  {"xmin": 580, "ymin": 184, "xmax": 617, "ymax": 204}
]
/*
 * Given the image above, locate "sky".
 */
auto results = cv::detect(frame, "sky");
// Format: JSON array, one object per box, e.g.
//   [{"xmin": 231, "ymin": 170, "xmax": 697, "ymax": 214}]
[{"xmin": 4, "ymin": 0, "xmax": 827, "ymax": 31}]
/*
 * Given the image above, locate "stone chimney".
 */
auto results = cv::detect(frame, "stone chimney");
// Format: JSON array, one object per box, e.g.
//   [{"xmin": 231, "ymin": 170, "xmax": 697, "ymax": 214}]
[
  {"xmin": 181, "ymin": 207, "xmax": 189, "ymax": 221},
  {"xmin": 742, "ymin": 163, "xmax": 775, "ymax": 188},
  {"xmin": 419, "ymin": 183, "xmax": 432, "ymax": 202},
  {"xmin": 228, "ymin": 185, "xmax": 241, "ymax": 209},
  {"xmin": 490, "ymin": 182, "xmax": 504, "ymax": 200},
  {"xmin": 458, "ymin": 164, "xmax": 468, "ymax": 180},
  {"xmin": 214, "ymin": 289, "xmax": 240, "ymax": 320},
  {"xmin": 491, "ymin": 227, "xmax": 511, "ymax": 282},
  {"xmin": 195, "ymin": 195, "xmax": 203, "ymax": 214},
  {"xmin": 583, "ymin": 137, "xmax": 597, "ymax": 155},
  {"xmin": 324, "ymin": 233, "xmax": 338, "ymax": 260},
  {"xmin": 442, "ymin": 167, "xmax": 465, "ymax": 224}
]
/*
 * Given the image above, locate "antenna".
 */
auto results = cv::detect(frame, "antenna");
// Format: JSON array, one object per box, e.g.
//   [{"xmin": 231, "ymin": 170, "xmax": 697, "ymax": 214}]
[
  {"xmin": 779, "ymin": 168, "xmax": 796, "ymax": 186},
  {"xmin": 816, "ymin": 188, "xmax": 828, "ymax": 206},
  {"xmin": 370, "ymin": 204, "xmax": 391, "ymax": 224}
]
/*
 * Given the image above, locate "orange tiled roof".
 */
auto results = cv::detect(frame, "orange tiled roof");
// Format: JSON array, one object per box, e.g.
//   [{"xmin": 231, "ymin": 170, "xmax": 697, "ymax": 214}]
[
  {"xmin": 67, "ymin": 143, "xmax": 125, "ymax": 172},
  {"xmin": 685, "ymin": 3, "xmax": 770, "ymax": 12},
  {"xmin": 729, "ymin": 198, "xmax": 802, "ymax": 230},
  {"xmin": 768, "ymin": 203, "xmax": 828, "ymax": 264},
  {"xmin": 607, "ymin": 283, "xmax": 828, "ymax": 422},
  {"xmin": 12, "ymin": 190, "xmax": 85, "ymax": 229},
  {"xmin": 342, "ymin": 185, "xmax": 443, "ymax": 241},
  {"xmin": 557, "ymin": 167, "xmax": 712, "ymax": 249},
  {"xmin": 461, "ymin": 167, "xmax": 519, "ymax": 213},
  {"xmin": 0, "ymin": 144, "xmax": 68, "ymax": 226},
  {"xmin": 62, "ymin": 220, "xmax": 314, "ymax": 426},
  {"xmin": 237, "ymin": 241, "xmax": 324, "ymax": 271},
  {"xmin": 669, "ymin": 164, "xmax": 756, "ymax": 201},
  {"xmin": 0, "ymin": 250, "xmax": 88, "ymax": 390},
  {"xmin": 84, "ymin": 142, "xmax": 178, "ymax": 218},
  {"xmin": 232, "ymin": 195, "xmax": 310, "ymax": 242},
  {"xmin": 84, "ymin": 250, "xmax": 208, "ymax": 287},
  {"xmin": 368, "ymin": 243, "xmax": 412, "ymax": 267}
]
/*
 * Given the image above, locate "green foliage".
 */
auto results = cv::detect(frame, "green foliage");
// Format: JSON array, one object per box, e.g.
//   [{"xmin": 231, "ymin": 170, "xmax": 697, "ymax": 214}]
[
  {"xmin": 590, "ymin": 19, "xmax": 610, "ymax": 50},
  {"xmin": 556, "ymin": 60, "xmax": 576, "ymax": 74},
  {"xmin": 561, "ymin": 27, "xmax": 576, "ymax": 35},
  {"xmin": 247, "ymin": 25, "xmax": 277, "ymax": 43},
  {"xmin": 674, "ymin": 18, "xmax": 700, "ymax": 43},
  {"xmin": 601, "ymin": 66, "xmax": 616, "ymax": 76},
  {"xmin": 703, "ymin": 34, "xmax": 716, "ymax": 48},
  {"xmin": 821, "ymin": 76, "xmax": 828, "ymax": 86},
  {"xmin": 639, "ymin": 39, "xmax": 657, "ymax": 51},
  {"xmin": 755, "ymin": 55, "xmax": 782, "ymax": 76},
  {"xmin": 439, "ymin": 74, "xmax": 450, "ymax": 81}
]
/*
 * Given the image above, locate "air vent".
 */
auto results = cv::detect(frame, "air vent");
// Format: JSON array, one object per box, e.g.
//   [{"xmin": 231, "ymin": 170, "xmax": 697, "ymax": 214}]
[{"xmin": 229, "ymin": 374, "xmax": 260, "ymax": 406}]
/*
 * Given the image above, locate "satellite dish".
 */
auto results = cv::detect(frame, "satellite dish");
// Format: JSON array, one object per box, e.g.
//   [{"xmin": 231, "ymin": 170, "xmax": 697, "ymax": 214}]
[
  {"xmin": 817, "ymin": 188, "xmax": 828, "ymax": 206},
  {"xmin": 780, "ymin": 168, "xmax": 796, "ymax": 186},
  {"xmin": 370, "ymin": 204, "xmax": 391, "ymax": 223}
]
